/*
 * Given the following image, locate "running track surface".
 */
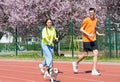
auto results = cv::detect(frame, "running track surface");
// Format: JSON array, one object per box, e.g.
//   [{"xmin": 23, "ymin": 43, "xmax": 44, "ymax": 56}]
[{"xmin": 0, "ymin": 60, "xmax": 120, "ymax": 82}]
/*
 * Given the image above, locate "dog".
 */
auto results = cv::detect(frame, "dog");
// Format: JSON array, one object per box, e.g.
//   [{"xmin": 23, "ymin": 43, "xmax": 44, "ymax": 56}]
[{"xmin": 44, "ymin": 68, "xmax": 60, "ymax": 82}]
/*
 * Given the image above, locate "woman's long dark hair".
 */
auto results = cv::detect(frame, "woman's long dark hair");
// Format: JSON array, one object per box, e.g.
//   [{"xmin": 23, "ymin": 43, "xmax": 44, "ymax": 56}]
[
  {"xmin": 44, "ymin": 19, "xmax": 52, "ymax": 27},
  {"xmin": 44, "ymin": 19, "xmax": 52, "ymax": 35}
]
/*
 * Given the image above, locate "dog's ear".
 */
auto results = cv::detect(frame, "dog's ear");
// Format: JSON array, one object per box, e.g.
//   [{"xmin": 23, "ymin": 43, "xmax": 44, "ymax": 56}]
[
  {"xmin": 54, "ymin": 68, "xmax": 58, "ymax": 71},
  {"xmin": 54, "ymin": 68, "xmax": 59, "ymax": 73}
]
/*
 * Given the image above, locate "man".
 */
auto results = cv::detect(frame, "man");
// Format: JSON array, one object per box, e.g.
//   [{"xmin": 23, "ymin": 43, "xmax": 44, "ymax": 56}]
[{"xmin": 72, "ymin": 8, "xmax": 105, "ymax": 75}]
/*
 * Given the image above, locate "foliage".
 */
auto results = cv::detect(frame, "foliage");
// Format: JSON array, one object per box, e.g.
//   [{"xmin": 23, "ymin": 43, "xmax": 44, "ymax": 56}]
[
  {"xmin": 0, "ymin": 0, "xmax": 119, "ymax": 39},
  {"xmin": 106, "ymin": 0, "xmax": 120, "ymax": 21}
]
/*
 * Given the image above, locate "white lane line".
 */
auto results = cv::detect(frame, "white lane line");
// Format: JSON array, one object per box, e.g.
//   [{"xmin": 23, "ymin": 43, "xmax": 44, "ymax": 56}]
[
  {"xmin": 0, "ymin": 67, "xmax": 119, "ymax": 78},
  {"xmin": 0, "ymin": 75, "xmax": 35, "ymax": 82},
  {"xmin": 104, "ymin": 74, "xmax": 120, "ymax": 77},
  {"xmin": 63, "ymin": 75, "xmax": 104, "ymax": 82},
  {"xmin": 0, "ymin": 68, "xmax": 40, "ymax": 75},
  {"xmin": 57, "ymin": 69, "xmax": 119, "ymax": 82},
  {"xmin": 0, "ymin": 78, "xmax": 19, "ymax": 82},
  {"xmin": 60, "ymin": 69, "xmax": 120, "ymax": 77},
  {"xmin": 0, "ymin": 63, "xmax": 119, "ymax": 77},
  {"xmin": 0, "ymin": 65, "xmax": 37, "ymax": 69}
]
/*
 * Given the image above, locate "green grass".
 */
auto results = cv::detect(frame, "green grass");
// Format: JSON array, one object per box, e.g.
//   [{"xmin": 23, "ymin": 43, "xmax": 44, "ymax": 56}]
[
  {"xmin": 0, "ymin": 51, "xmax": 42, "ymax": 60},
  {"xmin": 0, "ymin": 51, "xmax": 120, "ymax": 63},
  {"xmin": 84, "ymin": 55, "xmax": 120, "ymax": 62}
]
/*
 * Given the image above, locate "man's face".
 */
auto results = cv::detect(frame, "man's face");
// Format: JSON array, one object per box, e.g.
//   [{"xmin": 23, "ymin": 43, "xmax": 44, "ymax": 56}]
[{"xmin": 89, "ymin": 10, "xmax": 95, "ymax": 19}]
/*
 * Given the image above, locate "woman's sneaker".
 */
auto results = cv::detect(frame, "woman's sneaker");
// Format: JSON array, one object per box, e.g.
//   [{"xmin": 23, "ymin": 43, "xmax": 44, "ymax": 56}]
[
  {"xmin": 72, "ymin": 62, "xmax": 78, "ymax": 73},
  {"xmin": 44, "ymin": 70, "xmax": 50, "ymax": 79},
  {"xmin": 39, "ymin": 64, "xmax": 45, "ymax": 74},
  {"xmin": 44, "ymin": 68, "xmax": 51, "ymax": 79},
  {"xmin": 91, "ymin": 70, "xmax": 101, "ymax": 76}
]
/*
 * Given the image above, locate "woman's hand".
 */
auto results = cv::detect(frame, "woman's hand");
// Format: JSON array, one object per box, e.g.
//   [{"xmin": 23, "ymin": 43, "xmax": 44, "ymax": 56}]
[
  {"xmin": 48, "ymin": 41, "xmax": 52, "ymax": 46},
  {"xmin": 54, "ymin": 37, "xmax": 58, "ymax": 42}
]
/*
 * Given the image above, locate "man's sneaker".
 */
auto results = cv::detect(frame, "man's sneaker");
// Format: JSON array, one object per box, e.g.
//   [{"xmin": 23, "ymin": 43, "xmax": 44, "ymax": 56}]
[
  {"xmin": 39, "ymin": 64, "xmax": 45, "ymax": 74},
  {"xmin": 91, "ymin": 70, "xmax": 101, "ymax": 76},
  {"xmin": 72, "ymin": 62, "xmax": 78, "ymax": 73}
]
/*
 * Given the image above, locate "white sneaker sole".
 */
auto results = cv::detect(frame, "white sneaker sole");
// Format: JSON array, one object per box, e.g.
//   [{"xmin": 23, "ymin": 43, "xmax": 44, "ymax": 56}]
[
  {"xmin": 91, "ymin": 70, "xmax": 101, "ymax": 76},
  {"xmin": 92, "ymin": 72, "xmax": 101, "ymax": 76}
]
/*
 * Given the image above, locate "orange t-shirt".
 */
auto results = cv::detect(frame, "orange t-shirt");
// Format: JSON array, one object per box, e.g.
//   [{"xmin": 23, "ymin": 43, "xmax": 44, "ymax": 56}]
[{"xmin": 81, "ymin": 17, "xmax": 97, "ymax": 42}]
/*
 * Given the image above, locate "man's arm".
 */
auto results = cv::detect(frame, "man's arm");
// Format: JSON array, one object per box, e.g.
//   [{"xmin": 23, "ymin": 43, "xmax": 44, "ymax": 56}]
[
  {"xmin": 80, "ymin": 27, "xmax": 94, "ymax": 37},
  {"xmin": 96, "ymin": 31, "xmax": 105, "ymax": 37}
]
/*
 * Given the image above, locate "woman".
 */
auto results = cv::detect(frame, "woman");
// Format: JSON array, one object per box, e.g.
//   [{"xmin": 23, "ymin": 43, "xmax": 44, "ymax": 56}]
[{"xmin": 39, "ymin": 19, "xmax": 58, "ymax": 74}]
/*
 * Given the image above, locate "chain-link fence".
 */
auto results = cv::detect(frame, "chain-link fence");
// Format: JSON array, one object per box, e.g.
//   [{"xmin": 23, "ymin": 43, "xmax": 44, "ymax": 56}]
[
  {"xmin": 58, "ymin": 20, "xmax": 120, "ymax": 58},
  {"xmin": 0, "ymin": 19, "xmax": 119, "ymax": 58}
]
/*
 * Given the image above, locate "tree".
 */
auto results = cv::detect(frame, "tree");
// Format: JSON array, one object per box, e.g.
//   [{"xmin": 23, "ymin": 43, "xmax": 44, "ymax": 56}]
[
  {"xmin": 0, "ymin": 0, "xmax": 119, "ymax": 55},
  {"xmin": 105, "ymin": 0, "xmax": 120, "ymax": 30},
  {"xmin": 0, "ymin": 0, "xmax": 109, "ymax": 37}
]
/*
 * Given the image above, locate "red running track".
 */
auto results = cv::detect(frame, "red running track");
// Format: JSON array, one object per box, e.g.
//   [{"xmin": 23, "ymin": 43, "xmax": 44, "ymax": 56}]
[{"xmin": 0, "ymin": 60, "xmax": 120, "ymax": 82}]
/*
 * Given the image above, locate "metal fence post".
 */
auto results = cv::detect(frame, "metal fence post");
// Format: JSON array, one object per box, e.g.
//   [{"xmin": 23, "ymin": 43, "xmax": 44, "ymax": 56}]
[
  {"xmin": 115, "ymin": 26, "xmax": 118, "ymax": 57},
  {"xmin": 40, "ymin": 23, "xmax": 44, "ymax": 56},
  {"xmin": 70, "ymin": 21, "xmax": 74, "ymax": 57},
  {"xmin": 108, "ymin": 18, "xmax": 112, "ymax": 58},
  {"xmin": 15, "ymin": 26, "xmax": 18, "ymax": 56}
]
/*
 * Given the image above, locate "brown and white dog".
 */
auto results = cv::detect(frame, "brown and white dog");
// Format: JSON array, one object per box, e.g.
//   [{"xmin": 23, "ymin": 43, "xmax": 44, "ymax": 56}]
[{"xmin": 44, "ymin": 68, "xmax": 60, "ymax": 82}]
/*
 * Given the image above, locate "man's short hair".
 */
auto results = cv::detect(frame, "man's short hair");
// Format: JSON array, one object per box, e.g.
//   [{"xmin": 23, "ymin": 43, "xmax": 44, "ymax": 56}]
[{"xmin": 89, "ymin": 8, "xmax": 95, "ymax": 12}]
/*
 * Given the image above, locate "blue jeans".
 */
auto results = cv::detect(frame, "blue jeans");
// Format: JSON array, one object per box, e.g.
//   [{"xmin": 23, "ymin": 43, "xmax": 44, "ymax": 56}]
[{"xmin": 41, "ymin": 43, "xmax": 54, "ymax": 68}]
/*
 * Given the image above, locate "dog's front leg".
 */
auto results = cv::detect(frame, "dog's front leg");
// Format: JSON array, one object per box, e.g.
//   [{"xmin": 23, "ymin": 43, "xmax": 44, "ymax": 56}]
[{"xmin": 50, "ymin": 77, "xmax": 54, "ymax": 82}]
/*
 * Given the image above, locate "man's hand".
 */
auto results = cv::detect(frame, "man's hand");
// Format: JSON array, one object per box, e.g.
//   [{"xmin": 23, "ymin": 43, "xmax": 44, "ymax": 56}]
[
  {"xmin": 88, "ymin": 34, "xmax": 95, "ymax": 38},
  {"xmin": 98, "ymin": 33, "xmax": 105, "ymax": 37},
  {"xmin": 96, "ymin": 31, "xmax": 105, "ymax": 37}
]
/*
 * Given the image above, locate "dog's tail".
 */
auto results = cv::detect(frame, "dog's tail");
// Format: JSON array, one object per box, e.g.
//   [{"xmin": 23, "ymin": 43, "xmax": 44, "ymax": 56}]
[{"xmin": 58, "ymin": 71, "xmax": 63, "ymax": 74}]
